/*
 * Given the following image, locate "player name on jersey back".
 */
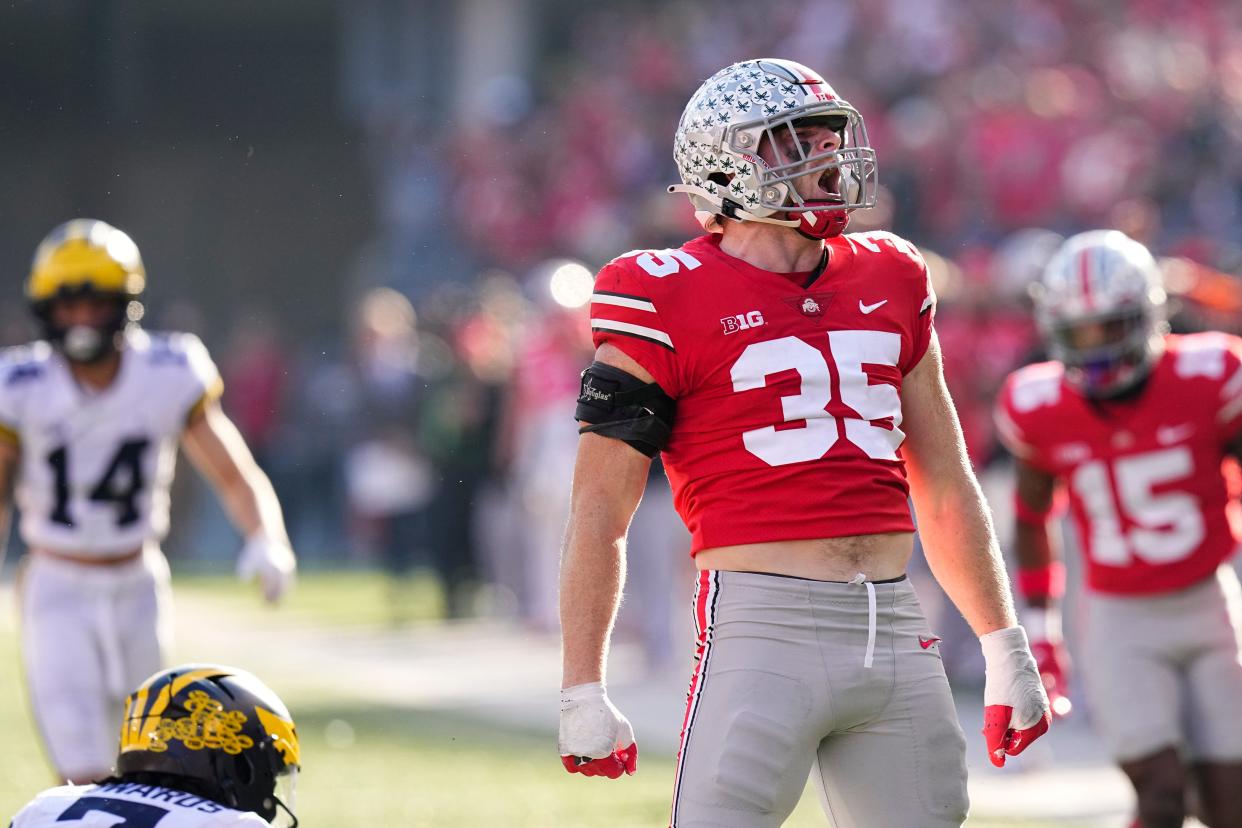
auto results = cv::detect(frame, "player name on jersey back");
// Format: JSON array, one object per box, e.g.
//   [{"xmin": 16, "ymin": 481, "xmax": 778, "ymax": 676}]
[
  {"xmin": 589, "ymin": 231, "xmax": 937, "ymax": 552},
  {"xmin": 11, "ymin": 782, "xmax": 268, "ymax": 827}
]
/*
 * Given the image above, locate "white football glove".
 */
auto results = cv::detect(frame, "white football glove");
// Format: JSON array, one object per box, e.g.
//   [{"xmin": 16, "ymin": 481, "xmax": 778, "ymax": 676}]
[
  {"xmin": 981, "ymin": 626, "xmax": 1051, "ymax": 767},
  {"xmin": 237, "ymin": 534, "xmax": 297, "ymax": 604},
  {"xmin": 558, "ymin": 682, "xmax": 638, "ymax": 779}
]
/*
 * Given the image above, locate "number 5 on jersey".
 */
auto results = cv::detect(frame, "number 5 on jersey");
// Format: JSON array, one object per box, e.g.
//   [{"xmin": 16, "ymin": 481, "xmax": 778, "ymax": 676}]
[{"xmin": 732, "ymin": 330, "xmax": 903, "ymax": 466}]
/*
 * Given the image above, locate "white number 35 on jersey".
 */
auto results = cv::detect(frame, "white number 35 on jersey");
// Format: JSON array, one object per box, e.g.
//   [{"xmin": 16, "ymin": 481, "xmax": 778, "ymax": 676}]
[{"xmin": 731, "ymin": 330, "xmax": 903, "ymax": 465}]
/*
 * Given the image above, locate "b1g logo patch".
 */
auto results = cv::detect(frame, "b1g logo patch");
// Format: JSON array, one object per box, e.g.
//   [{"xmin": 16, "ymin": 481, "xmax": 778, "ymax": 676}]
[{"xmin": 721, "ymin": 310, "xmax": 765, "ymax": 335}]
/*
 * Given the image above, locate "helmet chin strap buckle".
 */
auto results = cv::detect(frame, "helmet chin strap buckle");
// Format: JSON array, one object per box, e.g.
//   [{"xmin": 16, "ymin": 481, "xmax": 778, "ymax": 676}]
[{"xmin": 794, "ymin": 204, "xmax": 851, "ymax": 240}]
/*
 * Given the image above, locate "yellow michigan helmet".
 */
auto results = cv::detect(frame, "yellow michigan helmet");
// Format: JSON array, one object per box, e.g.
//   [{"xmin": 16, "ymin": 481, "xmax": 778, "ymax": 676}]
[
  {"xmin": 26, "ymin": 218, "xmax": 146, "ymax": 306},
  {"xmin": 26, "ymin": 219, "xmax": 146, "ymax": 361}
]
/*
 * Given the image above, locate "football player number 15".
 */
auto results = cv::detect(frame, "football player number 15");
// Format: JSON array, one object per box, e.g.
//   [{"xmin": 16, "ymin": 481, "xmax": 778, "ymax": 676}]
[
  {"xmin": 731, "ymin": 330, "xmax": 903, "ymax": 465},
  {"xmin": 1072, "ymin": 446, "xmax": 1205, "ymax": 565}
]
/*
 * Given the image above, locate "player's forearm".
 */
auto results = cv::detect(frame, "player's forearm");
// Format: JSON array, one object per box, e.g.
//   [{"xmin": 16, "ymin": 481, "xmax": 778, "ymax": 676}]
[
  {"xmin": 1011, "ymin": 460, "xmax": 1062, "ymax": 612},
  {"xmin": 560, "ymin": 517, "xmax": 626, "ymax": 688},
  {"xmin": 1014, "ymin": 519, "xmax": 1060, "ymax": 611},
  {"xmin": 184, "ymin": 408, "xmax": 290, "ymax": 543},
  {"xmin": 916, "ymin": 474, "xmax": 1018, "ymax": 636},
  {"xmin": 559, "ymin": 434, "xmax": 649, "ymax": 688},
  {"xmin": 218, "ymin": 469, "xmax": 288, "ymax": 542}
]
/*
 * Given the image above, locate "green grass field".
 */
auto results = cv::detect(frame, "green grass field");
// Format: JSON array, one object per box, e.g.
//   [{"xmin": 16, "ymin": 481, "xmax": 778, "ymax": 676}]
[{"xmin": 0, "ymin": 572, "xmax": 1073, "ymax": 826}]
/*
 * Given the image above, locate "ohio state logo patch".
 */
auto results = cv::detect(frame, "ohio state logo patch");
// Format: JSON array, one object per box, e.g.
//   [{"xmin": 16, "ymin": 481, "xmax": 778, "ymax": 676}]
[{"xmin": 781, "ymin": 292, "xmax": 834, "ymax": 316}]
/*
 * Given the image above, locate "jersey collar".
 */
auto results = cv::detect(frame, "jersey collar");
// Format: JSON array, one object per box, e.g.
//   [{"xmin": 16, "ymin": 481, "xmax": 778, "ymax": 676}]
[{"xmin": 691, "ymin": 233, "xmax": 854, "ymax": 292}]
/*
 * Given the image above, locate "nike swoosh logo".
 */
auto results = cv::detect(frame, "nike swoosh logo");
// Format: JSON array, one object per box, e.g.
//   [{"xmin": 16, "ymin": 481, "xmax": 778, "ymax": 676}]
[
  {"xmin": 919, "ymin": 636, "xmax": 942, "ymax": 650},
  {"xmin": 859, "ymin": 299, "xmax": 887, "ymax": 314},
  {"xmin": 1155, "ymin": 423, "xmax": 1194, "ymax": 445}
]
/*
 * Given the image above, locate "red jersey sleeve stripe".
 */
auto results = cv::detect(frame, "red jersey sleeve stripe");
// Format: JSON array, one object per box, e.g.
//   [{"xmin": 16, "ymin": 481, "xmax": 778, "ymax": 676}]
[
  {"xmin": 1219, "ymin": 364, "xmax": 1242, "ymax": 423},
  {"xmin": 592, "ymin": 291, "xmax": 657, "ymax": 312},
  {"xmin": 591, "ymin": 319, "xmax": 675, "ymax": 350},
  {"xmin": 993, "ymin": 405, "xmax": 1034, "ymax": 459}
]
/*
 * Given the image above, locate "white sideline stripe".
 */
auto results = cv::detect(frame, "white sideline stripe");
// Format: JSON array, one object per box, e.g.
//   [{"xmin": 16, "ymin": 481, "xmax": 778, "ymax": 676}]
[
  {"xmin": 920, "ymin": 294, "xmax": 935, "ymax": 313},
  {"xmin": 590, "ymin": 318, "xmax": 673, "ymax": 347},
  {"xmin": 592, "ymin": 293, "xmax": 656, "ymax": 313}
]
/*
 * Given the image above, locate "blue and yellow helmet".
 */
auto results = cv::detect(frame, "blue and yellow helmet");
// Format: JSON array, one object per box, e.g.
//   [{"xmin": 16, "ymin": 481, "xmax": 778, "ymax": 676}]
[{"xmin": 117, "ymin": 664, "xmax": 301, "ymax": 825}]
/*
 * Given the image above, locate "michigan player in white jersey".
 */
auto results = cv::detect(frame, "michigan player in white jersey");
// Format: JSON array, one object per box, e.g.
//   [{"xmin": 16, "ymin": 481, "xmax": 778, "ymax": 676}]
[
  {"xmin": 0, "ymin": 219, "xmax": 297, "ymax": 784},
  {"xmin": 10, "ymin": 663, "xmax": 301, "ymax": 827}
]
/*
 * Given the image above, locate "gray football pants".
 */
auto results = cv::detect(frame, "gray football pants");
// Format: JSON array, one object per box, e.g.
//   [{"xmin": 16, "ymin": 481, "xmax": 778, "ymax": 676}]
[
  {"xmin": 671, "ymin": 570, "xmax": 969, "ymax": 828},
  {"xmin": 1082, "ymin": 564, "xmax": 1242, "ymax": 763}
]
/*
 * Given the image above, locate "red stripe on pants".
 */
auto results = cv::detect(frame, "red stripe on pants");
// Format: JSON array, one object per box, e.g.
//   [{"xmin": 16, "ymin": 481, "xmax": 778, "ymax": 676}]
[{"xmin": 670, "ymin": 570, "xmax": 716, "ymax": 827}]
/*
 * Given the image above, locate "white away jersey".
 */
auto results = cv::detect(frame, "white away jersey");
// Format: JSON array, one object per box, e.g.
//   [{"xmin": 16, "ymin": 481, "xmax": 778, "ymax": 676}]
[
  {"xmin": 0, "ymin": 329, "xmax": 222, "ymax": 556},
  {"xmin": 10, "ymin": 782, "xmax": 268, "ymax": 827}
]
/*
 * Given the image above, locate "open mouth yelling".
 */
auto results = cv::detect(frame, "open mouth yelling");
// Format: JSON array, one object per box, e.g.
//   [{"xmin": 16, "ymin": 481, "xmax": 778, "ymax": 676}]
[{"xmin": 816, "ymin": 170, "xmax": 844, "ymax": 202}]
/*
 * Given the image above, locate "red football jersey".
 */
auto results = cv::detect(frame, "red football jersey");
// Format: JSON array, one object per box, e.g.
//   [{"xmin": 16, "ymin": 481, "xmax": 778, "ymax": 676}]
[
  {"xmin": 589, "ymin": 231, "xmax": 936, "ymax": 553},
  {"xmin": 996, "ymin": 333, "xmax": 1242, "ymax": 595}
]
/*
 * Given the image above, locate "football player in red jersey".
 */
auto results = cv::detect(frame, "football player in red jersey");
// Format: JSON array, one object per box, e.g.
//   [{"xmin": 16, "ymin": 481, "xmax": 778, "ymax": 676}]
[
  {"xmin": 558, "ymin": 59, "xmax": 1049, "ymax": 827},
  {"xmin": 995, "ymin": 230, "xmax": 1242, "ymax": 828}
]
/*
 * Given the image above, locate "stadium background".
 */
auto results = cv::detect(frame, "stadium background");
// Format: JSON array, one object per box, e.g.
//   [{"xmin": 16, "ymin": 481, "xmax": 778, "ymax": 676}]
[{"xmin": 2, "ymin": 0, "xmax": 1242, "ymax": 824}]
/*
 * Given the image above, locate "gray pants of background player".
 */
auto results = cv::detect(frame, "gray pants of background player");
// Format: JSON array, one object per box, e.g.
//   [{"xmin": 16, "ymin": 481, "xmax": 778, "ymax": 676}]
[
  {"xmin": 1083, "ymin": 564, "xmax": 1242, "ymax": 763},
  {"xmin": 671, "ymin": 570, "xmax": 969, "ymax": 828}
]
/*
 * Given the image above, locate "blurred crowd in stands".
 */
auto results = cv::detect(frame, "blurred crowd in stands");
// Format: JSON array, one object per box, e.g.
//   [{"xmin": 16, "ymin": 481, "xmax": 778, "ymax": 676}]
[{"xmin": 5, "ymin": 0, "xmax": 1242, "ymax": 675}]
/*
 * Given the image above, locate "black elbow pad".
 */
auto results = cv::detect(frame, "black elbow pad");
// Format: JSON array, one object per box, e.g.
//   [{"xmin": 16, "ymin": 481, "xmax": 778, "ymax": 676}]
[{"xmin": 575, "ymin": 361, "xmax": 676, "ymax": 457}]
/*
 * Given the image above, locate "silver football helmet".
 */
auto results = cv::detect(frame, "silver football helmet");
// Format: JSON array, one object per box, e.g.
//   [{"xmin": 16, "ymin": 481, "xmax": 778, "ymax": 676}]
[
  {"xmin": 669, "ymin": 59, "xmax": 877, "ymax": 240},
  {"xmin": 1033, "ymin": 230, "xmax": 1168, "ymax": 397}
]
